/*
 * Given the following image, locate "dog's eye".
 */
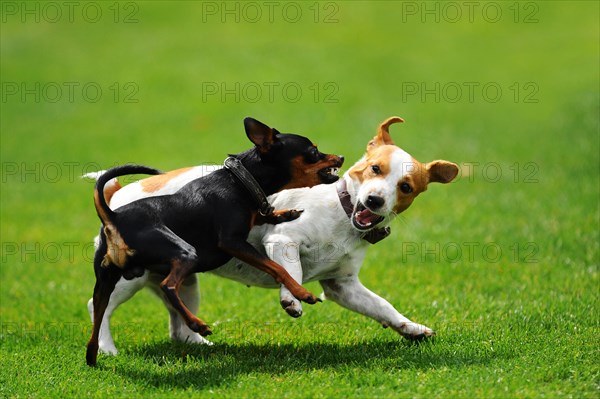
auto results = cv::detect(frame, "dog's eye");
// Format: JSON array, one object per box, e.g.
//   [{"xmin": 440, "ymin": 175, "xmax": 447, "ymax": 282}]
[
  {"xmin": 308, "ymin": 147, "xmax": 320, "ymax": 162},
  {"xmin": 371, "ymin": 165, "xmax": 381, "ymax": 175},
  {"xmin": 400, "ymin": 182, "xmax": 413, "ymax": 194},
  {"xmin": 304, "ymin": 147, "xmax": 321, "ymax": 163}
]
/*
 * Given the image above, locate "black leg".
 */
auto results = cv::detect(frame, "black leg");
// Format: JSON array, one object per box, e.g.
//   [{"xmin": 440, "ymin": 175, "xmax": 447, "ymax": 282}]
[
  {"xmin": 218, "ymin": 238, "xmax": 320, "ymax": 304},
  {"xmin": 159, "ymin": 258, "xmax": 212, "ymax": 336},
  {"xmin": 86, "ymin": 235, "xmax": 122, "ymax": 366}
]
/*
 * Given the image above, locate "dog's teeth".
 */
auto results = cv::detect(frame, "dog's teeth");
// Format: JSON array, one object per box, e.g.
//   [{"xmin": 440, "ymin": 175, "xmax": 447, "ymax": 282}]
[{"xmin": 324, "ymin": 167, "xmax": 339, "ymax": 177}]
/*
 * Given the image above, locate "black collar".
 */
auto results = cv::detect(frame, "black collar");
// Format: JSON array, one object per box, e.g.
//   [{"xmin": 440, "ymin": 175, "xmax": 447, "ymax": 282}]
[
  {"xmin": 223, "ymin": 156, "xmax": 274, "ymax": 216},
  {"xmin": 336, "ymin": 179, "xmax": 391, "ymax": 244}
]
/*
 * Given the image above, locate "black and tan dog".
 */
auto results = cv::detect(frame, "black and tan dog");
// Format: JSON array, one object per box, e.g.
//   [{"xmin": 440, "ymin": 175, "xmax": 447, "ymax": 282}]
[{"xmin": 87, "ymin": 117, "xmax": 344, "ymax": 366}]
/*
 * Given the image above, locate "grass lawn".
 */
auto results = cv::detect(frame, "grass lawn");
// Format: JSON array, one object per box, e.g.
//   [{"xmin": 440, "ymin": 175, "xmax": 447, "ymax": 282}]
[{"xmin": 1, "ymin": 1, "xmax": 598, "ymax": 398}]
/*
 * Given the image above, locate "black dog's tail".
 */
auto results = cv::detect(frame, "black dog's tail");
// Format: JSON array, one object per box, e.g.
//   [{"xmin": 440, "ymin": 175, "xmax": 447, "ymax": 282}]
[{"xmin": 94, "ymin": 165, "xmax": 161, "ymax": 226}]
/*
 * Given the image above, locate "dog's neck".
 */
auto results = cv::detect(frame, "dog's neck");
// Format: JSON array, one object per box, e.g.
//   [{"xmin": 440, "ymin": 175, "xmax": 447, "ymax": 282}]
[{"xmin": 234, "ymin": 149, "xmax": 288, "ymax": 196}]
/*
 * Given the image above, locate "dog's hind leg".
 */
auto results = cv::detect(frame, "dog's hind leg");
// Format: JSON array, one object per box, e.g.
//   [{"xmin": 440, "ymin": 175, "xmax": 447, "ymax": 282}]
[
  {"xmin": 87, "ymin": 272, "xmax": 149, "ymax": 355},
  {"xmin": 138, "ymin": 227, "xmax": 212, "ymax": 337},
  {"xmin": 86, "ymin": 242, "xmax": 123, "ymax": 366},
  {"xmin": 148, "ymin": 273, "xmax": 212, "ymax": 345},
  {"xmin": 159, "ymin": 259, "xmax": 213, "ymax": 336}
]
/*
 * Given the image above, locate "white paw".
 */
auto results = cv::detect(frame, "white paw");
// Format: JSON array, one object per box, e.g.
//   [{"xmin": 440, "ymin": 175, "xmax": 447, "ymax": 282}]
[
  {"xmin": 280, "ymin": 295, "xmax": 303, "ymax": 318},
  {"xmin": 173, "ymin": 331, "xmax": 214, "ymax": 346},
  {"xmin": 390, "ymin": 322, "xmax": 435, "ymax": 341}
]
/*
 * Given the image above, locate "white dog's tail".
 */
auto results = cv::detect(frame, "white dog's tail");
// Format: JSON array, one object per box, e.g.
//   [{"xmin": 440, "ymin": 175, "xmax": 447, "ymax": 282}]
[
  {"xmin": 82, "ymin": 170, "xmax": 107, "ymax": 181},
  {"xmin": 82, "ymin": 170, "xmax": 122, "ymax": 205}
]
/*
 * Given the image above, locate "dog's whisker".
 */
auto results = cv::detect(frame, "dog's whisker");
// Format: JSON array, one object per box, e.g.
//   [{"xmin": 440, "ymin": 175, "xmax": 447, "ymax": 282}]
[{"xmin": 391, "ymin": 212, "xmax": 410, "ymax": 228}]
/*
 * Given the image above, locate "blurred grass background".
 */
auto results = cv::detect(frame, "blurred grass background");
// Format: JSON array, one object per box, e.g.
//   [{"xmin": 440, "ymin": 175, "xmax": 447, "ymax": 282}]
[{"xmin": 1, "ymin": 1, "xmax": 598, "ymax": 398}]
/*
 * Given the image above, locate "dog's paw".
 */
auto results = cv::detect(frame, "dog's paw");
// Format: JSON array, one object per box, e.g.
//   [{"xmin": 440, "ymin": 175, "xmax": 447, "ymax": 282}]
[
  {"xmin": 174, "ymin": 332, "xmax": 214, "ymax": 346},
  {"xmin": 280, "ymin": 208, "xmax": 304, "ymax": 222},
  {"xmin": 200, "ymin": 329, "xmax": 213, "ymax": 337},
  {"xmin": 263, "ymin": 208, "xmax": 304, "ymax": 225},
  {"xmin": 392, "ymin": 322, "xmax": 435, "ymax": 342},
  {"xmin": 301, "ymin": 293, "xmax": 322, "ymax": 305},
  {"xmin": 289, "ymin": 285, "xmax": 321, "ymax": 305},
  {"xmin": 400, "ymin": 330, "xmax": 436, "ymax": 343},
  {"xmin": 280, "ymin": 298, "xmax": 303, "ymax": 318},
  {"xmin": 189, "ymin": 322, "xmax": 212, "ymax": 337}
]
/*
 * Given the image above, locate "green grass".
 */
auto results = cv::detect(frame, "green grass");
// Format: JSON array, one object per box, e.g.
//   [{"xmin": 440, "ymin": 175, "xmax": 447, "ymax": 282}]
[{"xmin": 1, "ymin": 1, "xmax": 598, "ymax": 398}]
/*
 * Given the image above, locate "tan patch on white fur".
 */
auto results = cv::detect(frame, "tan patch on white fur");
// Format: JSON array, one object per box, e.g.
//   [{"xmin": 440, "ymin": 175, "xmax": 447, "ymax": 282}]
[
  {"xmin": 141, "ymin": 167, "xmax": 192, "ymax": 193},
  {"xmin": 367, "ymin": 116, "xmax": 404, "ymax": 149},
  {"xmin": 392, "ymin": 159, "xmax": 428, "ymax": 214},
  {"xmin": 348, "ymin": 145, "xmax": 397, "ymax": 183},
  {"xmin": 103, "ymin": 179, "xmax": 122, "ymax": 204}
]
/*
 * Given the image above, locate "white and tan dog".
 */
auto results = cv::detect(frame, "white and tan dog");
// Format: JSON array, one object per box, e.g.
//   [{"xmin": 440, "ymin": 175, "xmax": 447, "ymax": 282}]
[{"xmin": 87, "ymin": 117, "xmax": 459, "ymax": 355}]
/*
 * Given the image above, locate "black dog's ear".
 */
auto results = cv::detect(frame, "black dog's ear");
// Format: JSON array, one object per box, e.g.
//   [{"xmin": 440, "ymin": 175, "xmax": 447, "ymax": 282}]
[{"xmin": 244, "ymin": 117, "xmax": 278, "ymax": 153}]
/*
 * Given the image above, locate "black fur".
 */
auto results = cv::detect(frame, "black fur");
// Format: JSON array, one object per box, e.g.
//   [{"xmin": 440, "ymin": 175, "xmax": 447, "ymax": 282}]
[{"xmin": 86, "ymin": 117, "xmax": 343, "ymax": 366}]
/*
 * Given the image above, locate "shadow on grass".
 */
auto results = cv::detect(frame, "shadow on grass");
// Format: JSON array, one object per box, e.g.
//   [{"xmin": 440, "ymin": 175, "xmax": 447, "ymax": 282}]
[{"xmin": 109, "ymin": 339, "xmax": 495, "ymax": 390}]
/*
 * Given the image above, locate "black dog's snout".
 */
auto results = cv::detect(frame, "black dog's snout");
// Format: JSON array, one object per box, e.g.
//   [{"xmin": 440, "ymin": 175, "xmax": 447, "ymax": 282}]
[
  {"xmin": 338, "ymin": 155, "xmax": 345, "ymax": 163},
  {"xmin": 366, "ymin": 195, "xmax": 385, "ymax": 210}
]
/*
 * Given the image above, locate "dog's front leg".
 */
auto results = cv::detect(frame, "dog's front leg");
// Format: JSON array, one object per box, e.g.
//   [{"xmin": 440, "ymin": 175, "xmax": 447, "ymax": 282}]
[
  {"xmin": 219, "ymin": 238, "xmax": 319, "ymax": 304},
  {"xmin": 263, "ymin": 234, "xmax": 304, "ymax": 317},
  {"xmin": 254, "ymin": 209, "xmax": 304, "ymax": 226},
  {"xmin": 320, "ymin": 275, "xmax": 435, "ymax": 341}
]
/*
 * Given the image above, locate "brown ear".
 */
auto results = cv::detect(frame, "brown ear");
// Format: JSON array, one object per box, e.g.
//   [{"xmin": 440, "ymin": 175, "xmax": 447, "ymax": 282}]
[
  {"xmin": 426, "ymin": 160, "xmax": 459, "ymax": 184},
  {"xmin": 367, "ymin": 116, "xmax": 404, "ymax": 151},
  {"xmin": 244, "ymin": 117, "xmax": 277, "ymax": 153}
]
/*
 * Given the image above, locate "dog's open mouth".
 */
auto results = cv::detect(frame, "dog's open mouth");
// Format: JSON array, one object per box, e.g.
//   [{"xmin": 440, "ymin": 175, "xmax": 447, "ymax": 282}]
[
  {"xmin": 352, "ymin": 201, "xmax": 385, "ymax": 231},
  {"xmin": 318, "ymin": 157, "xmax": 344, "ymax": 184},
  {"xmin": 318, "ymin": 166, "xmax": 340, "ymax": 183}
]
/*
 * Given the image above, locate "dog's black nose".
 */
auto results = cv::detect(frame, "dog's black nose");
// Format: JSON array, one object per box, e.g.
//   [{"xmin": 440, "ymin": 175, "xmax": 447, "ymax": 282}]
[{"xmin": 366, "ymin": 195, "xmax": 385, "ymax": 210}]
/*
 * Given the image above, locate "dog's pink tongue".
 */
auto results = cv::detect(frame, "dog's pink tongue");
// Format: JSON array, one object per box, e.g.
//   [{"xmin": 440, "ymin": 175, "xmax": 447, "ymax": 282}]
[{"xmin": 356, "ymin": 209, "xmax": 378, "ymax": 226}]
